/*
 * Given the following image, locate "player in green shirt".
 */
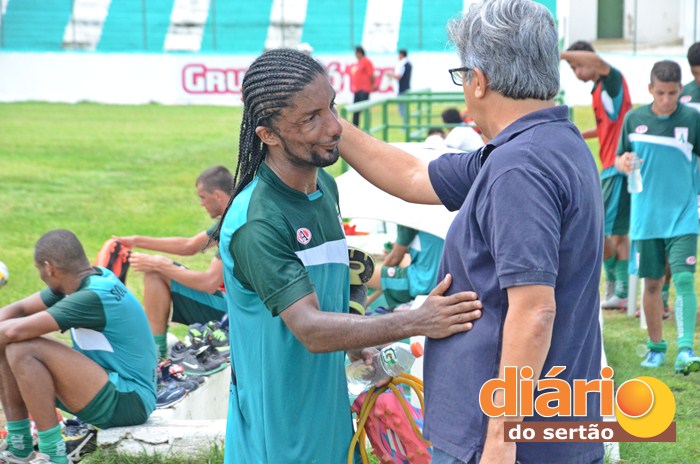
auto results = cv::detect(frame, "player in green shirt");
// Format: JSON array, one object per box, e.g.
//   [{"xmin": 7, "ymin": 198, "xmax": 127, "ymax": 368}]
[
  {"xmin": 615, "ymin": 61, "xmax": 700, "ymax": 374},
  {"xmin": 0, "ymin": 230, "xmax": 157, "ymax": 464},
  {"xmin": 217, "ymin": 48, "xmax": 483, "ymax": 464},
  {"xmin": 117, "ymin": 166, "xmax": 232, "ymax": 359}
]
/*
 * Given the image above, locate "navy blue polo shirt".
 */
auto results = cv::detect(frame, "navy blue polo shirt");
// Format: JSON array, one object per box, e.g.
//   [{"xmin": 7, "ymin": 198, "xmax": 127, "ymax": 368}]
[{"xmin": 425, "ymin": 106, "xmax": 604, "ymax": 464}]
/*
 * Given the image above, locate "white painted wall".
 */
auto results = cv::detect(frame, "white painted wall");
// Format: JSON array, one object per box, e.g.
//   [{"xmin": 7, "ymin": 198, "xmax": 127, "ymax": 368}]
[
  {"xmin": 623, "ymin": 0, "xmax": 680, "ymax": 44},
  {"xmin": 681, "ymin": 0, "xmax": 700, "ymax": 47},
  {"xmin": 561, "ymin": 0, "xmax": 597, "ymax": 44},
  {"xmin": 0, "ymin": 50, "xmax": 691, "ymax": 107}
]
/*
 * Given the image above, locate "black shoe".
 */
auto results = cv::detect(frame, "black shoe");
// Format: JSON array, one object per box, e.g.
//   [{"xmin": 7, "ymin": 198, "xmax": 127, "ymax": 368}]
[{"xmin": 349, "ymin": 284, "xmax": 368, "ymax": 316}]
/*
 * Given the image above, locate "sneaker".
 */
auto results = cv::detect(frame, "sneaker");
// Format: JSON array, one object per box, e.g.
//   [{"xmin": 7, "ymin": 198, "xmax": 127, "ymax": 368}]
[
  {"xmin": 601, "ymin": 294, "xmax": 627, "ymax": 310},
  {"xmin": 62, "ymin": 419, "xmax": 97, "ymax": 463},
  {"xmin": 27, "ymin": 453, "xmax": 53, "ymax": 464},
  {"xmin": 640, "ymin": 350, "xmax": 666, "ymax": 368},
  {"xmin": 348, "ymin": 248, "xmax": 375, "ymax": 286},
  {"xmin": 0, "ymin": 441, "xmax": 36, "ymax": 464},
  {"xmin": 159, "ymin": 360, "xmax": 202, "ymax": 392},
  {"xmin": 351, "ymin": 390, "xmax": 431, "ymax": 464},
  {"xmin": 674, "ymin": 349, "xmax": 700, "ymax": 375},
  {"xmin": 170, "ymin": 342, "xmax": 226, "ymax": 376},
  {"xmin": 156, "ymin": 383, "xmax": 187, "ymax": 409}
]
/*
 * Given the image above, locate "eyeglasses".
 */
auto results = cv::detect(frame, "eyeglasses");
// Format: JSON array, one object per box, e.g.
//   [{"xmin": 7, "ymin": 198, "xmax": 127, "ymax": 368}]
[{"xmin": 449, "ymin": 67, "xmax": 472, "ymax": 86}]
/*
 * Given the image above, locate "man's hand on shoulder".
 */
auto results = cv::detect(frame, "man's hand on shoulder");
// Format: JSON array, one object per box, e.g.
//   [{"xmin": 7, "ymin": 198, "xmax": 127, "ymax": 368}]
[{"xmin": 413, "ymin": 274, "xmax": 482, "ymax": 338}]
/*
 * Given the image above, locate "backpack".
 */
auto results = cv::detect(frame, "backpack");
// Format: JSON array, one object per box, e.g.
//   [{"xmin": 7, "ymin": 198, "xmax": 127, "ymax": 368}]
[
  {"xmin": 349, "ymin": 373, "xmax": 432, "ymax": 464},
  {"xmin": 95, "ymin": 238, "xmax": 131, "ymax": 283}
]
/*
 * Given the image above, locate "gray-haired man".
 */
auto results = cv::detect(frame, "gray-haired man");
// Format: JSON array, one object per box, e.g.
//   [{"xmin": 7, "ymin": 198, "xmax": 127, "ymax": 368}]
[{"xmin": 339, "ymin": 1, "xmax": 605, "ymax": 463}]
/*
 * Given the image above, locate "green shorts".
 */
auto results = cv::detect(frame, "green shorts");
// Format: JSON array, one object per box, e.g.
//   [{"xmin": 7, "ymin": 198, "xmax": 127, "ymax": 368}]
[
  {"xmin": 601, "ymin": 175, "xmax": 630, "ymax": 236},
  {"xmin": 637, "ymin": 234, "xmax": 698, "ymax": 279},
  {"xmin": 57, "ymin": 381, "xmax": 148, "ymax": 429},
  {"xmin": 171, "ymin": 280, "xmax": 227, "ymax": 325},
  {"xmin": 380, "ymin": 266, "xmax": 412, "ymax": 308}
]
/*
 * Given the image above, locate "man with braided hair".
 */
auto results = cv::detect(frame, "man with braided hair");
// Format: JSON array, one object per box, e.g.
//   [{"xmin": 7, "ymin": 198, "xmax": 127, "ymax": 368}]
[{"xmin": 217, "ymin": 48, "xmax": 483, "ymax": 463}]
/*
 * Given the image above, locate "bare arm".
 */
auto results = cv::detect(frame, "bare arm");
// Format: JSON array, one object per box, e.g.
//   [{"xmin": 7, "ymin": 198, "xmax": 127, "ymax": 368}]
[
  {"xmin": 560, "ymin": 50, "xmax": 611, "ymax": 77},
  {"xmin": 580, "ymin": 127, "xmax": 598, "ymax": 139},
  {"xmin": 480, "ymin": 285, "xmax": 556, "ymax": 464},
  {"xmin": 129, "ymin": 252, "xmax": 223, "ymax": 294},
  {"xmin": 279, "ymin": 274, "xmax": 482, "ymax": 353},
  {"xmin": 382, "ymin": 243, "xmax": 408, "ymax": 268},
  {"xmin": 0, "ymin": 293, "xmax": 49, "ymax": 324},
  {"xmin": 0, "ymin": 312, "xmax": 60, "ymax": 347},
  {"xmin": 116, "ymin": 230, "xmax": 211, "ymax": 256},
  {"xmin": 338, "ymin": 118, "xmax": 441, "ymax": 204}
]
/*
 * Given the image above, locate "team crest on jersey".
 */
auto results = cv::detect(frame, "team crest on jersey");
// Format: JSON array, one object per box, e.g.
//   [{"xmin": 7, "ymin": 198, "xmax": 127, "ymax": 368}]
[
  {"xmin": 675, "ymin": 127, "xmax": 689, "ymax": 143},
  {"xmin": 387, "ymin": 267, "xmax": 396, "ymax": 277},
  {"xmin": 296, "ymin": 228, "xmax": 312, "ymax": 245},
  {"xmin": 681, "ymin": 95, "xmax": 693, "ymax": 104},
  {"xmin": 686, "ymin": 256, "xmax": 697, "ymax": 266},
  {"xmin": 635, "ymin": 125, "xmax": 648, "ymax": 134}
]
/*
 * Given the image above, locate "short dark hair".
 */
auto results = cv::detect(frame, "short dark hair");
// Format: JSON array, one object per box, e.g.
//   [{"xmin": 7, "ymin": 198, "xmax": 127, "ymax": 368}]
[
  {"xmin": 196, "ymin": 165, "xmax": 234, "ymax": 196},
  {"xmin": 651, "ymin": 60, "xmax": 681, "ymax": 84},
  {"xmin": 35, "ymin": 229, "xmax": 90, "ymax": 272},
  {"xmin": 355, "ymin": 46, "xmax": 365, "ymax": 56},
  {"xmin": 567, "ymin": 40, "xmax": 595, "ymax": 53},
  {"xmin": 427, "ymin": 127, "xmax": 444, "ymax": 136},
  {"xmin": 399, "ymin": 49, "xmax": 408, "ymax": 58},
  {"xmin": 441, "ymin": 108, "xmax": 463, "ymax": 124},
  {"xmin": 688, "ymin": 42, "xmax": 700, "ymax": 67}
]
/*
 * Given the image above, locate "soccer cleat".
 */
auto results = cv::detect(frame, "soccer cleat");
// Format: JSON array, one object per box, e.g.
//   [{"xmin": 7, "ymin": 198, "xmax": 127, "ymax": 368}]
[
  {"xmin": 601, "ymin": 294, "xmax": 627, "ymax": 310},
  {"xmin": 204, "ymin": 321, "xmax": 230, "ymax": 358},
  {"xmin": 170, "ymin": 342, "xmax": 226, "ymax": 376},
  {"xmin": 674, "ymin": 349, "xmax": 700, "ymax": 376},
  {"xmin": 62, "ymin": 418, "xmax": 97, "ymax": 463},
  {"xmin": 0, "ymin": 441, "xmax": 36, "ymax": 464},
  {"xmin": 348, "ymin": 248, "xmax": 375, "ymax": 286},
  {"xmin": 352, "ymin": 390, "xmax": 431, "ymax": 464},
  {"xmin": 349, "ymin": 284, "xmax": 368, "ymax": 316},
  {"xmin": 640, "ymin": 350, "xmax": 665, "ymax": 368},
  {"xmin": 159, "ymin": 360, "xmax": 202, "ymax": 392},
  {"xmin": 185, "ymin": 323, "xmax": 208, "ymax": 349}
]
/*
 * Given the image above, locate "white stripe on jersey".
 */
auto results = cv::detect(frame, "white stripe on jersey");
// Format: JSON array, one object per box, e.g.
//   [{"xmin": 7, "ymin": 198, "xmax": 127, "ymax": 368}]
[
  {"xmin": 629, "ymin": 133, "xmax": 693, "ymax": 162},
  {"xmin": 71, "ymin": 328, "xmax": 114, "ymax": 352},
  {"xmin": 295, "ymin": 239, "xmax": 349, "ymax": 267}
]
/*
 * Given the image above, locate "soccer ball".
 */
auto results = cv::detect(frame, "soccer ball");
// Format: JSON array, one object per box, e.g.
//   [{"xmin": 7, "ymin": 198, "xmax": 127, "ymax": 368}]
[{"xmin": 0, "ymin": 261, "xmax": 8, "ymax": 287}]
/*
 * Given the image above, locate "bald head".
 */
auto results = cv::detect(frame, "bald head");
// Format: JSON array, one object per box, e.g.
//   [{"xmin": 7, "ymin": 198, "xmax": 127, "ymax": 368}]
[{"xmin": 35, "ymin": 229, "xmax": 91, "ymax": 272}]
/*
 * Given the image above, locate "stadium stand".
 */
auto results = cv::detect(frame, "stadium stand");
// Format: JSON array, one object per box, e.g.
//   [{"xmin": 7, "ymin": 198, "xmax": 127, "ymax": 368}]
[
  {"xmin": 2, "ymin": 0, "xmax": 74, "ymax": 50},
  {"xmin": 0, "ymin": 0, "xmax": 458, "ymax": 53}
]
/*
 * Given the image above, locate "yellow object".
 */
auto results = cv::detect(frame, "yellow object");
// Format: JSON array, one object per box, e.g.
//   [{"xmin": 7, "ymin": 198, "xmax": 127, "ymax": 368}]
[{"xmin": 348, "ymin": 373, "xmax": 431, "ymax": 464}]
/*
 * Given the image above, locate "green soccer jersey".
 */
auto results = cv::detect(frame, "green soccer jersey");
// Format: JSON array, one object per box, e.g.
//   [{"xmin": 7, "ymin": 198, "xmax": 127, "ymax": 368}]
[
  {"xmin": 681, "ymin": 80, "xmax": 700, "ymax": 112},
  {"xmin": 617, "ymin": 104, "xmax": 700, "ymax": 240},
  {"xmin": 396, "ymin": 225, "xmax": 445, "ymax": 296},
  {"xmin": 219, "ymin": 163, "xmax": 357, "ymax": 464},
  {"xmin": 42, "ymin": 267, "xmax": 157, "ymax": 414}
]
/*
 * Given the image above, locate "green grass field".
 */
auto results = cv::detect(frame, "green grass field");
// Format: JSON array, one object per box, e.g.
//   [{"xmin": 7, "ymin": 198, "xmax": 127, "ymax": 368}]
[{"xmin": 0, "ymin": 102, "xmax": 699, "ymax": 463}]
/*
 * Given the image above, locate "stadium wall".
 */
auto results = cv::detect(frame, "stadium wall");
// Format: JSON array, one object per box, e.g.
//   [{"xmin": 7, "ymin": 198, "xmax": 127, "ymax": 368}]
[{"xmin": 0, "ymin": 51, "xmax": 691, "ymax": 107}]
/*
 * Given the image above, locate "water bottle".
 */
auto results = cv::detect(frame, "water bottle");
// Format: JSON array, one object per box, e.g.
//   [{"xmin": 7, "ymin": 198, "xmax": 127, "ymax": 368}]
[
  {"xmin": 627, "ymin": 153, "xmax": 643, "ymax": 194},
  {"xmin": 346, "ymin": 342, "xmax": 424, "ymax": 395}
]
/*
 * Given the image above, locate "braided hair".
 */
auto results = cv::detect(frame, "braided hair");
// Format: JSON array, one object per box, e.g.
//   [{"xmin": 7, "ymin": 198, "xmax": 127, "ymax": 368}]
[{"xmin": 212, "ymin": 48, "xmax": 328, "ymax": 241}]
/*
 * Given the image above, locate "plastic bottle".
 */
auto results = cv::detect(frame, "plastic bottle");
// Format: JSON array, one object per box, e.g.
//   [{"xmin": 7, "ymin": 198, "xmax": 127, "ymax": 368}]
[
  {"xmin": 627, "ymin": 153, "xmax": 643, "ymax": 194},
  {"xmin": 346, "ymin": 342, "xmax": 424, "ymax": 395}
]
